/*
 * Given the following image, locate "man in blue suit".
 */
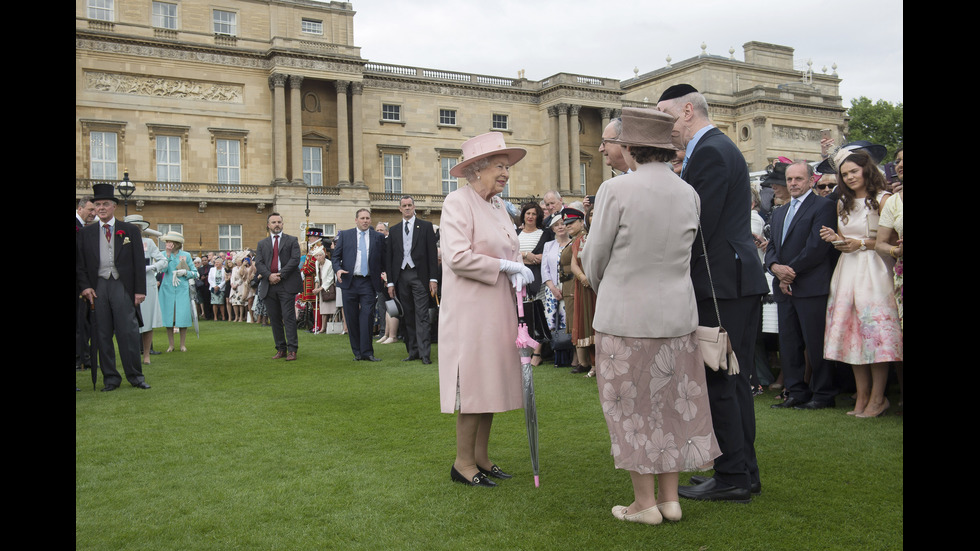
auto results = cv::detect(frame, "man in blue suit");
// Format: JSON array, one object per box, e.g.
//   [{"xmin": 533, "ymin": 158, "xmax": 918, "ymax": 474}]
[
  {"xmin": 765, "ymin": 161, "xmax": 839, "ymax": 409},
  {"xmin": 658, "ymin": 84, "xmax": 769, "ymax": 503},
  {"xmin": 333, "ymin": 208, "xmax": 386, "ymax": 361}
]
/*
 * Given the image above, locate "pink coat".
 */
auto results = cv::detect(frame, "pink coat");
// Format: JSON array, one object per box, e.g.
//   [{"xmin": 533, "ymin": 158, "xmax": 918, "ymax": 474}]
[{"xmin": 438, "ymin": 185, "xmax": 523, "ymax": 413}]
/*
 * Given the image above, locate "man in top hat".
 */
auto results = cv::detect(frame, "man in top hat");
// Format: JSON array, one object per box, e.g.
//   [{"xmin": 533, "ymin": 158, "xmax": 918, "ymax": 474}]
[
  {"xmin": 385, "ymin": 195, "xmax": 439, "ymax": 364},
  {"xmin": 255, "ymin": 212, "xmax": 302, "ymax": 361},
  {"xmin": 76, "ymin": 183, "xmax": 151, "ymax": 390},
  {"xmin": 657, "ymin": 84, "xmax": 768, "ymax": 502},
  {"xmin": 333, "ymin": 208, "xmax": 386, "ymax": 362},
  {"xmin": 766, "ymin": 161, "xmax": 839, "ymax": 411}
]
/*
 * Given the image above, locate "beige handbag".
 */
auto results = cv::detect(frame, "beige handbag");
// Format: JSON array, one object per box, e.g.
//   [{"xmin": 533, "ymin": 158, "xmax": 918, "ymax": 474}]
[{"xmin": 695, "ymin": 207, "xmax": 740, "ymax": 375}]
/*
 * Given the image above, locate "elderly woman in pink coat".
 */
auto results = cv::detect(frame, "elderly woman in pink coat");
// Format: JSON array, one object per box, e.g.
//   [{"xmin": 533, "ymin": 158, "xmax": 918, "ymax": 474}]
[{"xmin": 439, "ymin": 132, "xmax": 533, "ymax": 488}]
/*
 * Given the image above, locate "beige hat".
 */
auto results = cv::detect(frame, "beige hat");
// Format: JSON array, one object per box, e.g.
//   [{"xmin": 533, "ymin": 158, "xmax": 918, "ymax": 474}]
[
  {"xmin": 610, "ymin": 108, "xmax": 679, "ymax": 150},
  {"xmin": 450, "ymin": 132, "xmax": 527, "ymax": 178},
  {"xmin": 124, "ymin": 214, "xmax": 150, "ymax": 231},
  {"xmin": 161, "ymin": 231, "xmax": 185, "ymax": 244}
]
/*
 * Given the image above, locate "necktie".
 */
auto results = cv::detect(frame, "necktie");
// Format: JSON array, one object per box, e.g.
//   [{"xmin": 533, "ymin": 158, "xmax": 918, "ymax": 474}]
[
  {"xmin": 405, "ymin": 224, "xmax": 409, "ymax": 236},
  {"xmin": 359, "ymin": 231, "xmax": 368, "ymax": 276},
  {"xmin": 782, "ymin": 198, "xmax": 799, "ymax": 245},
  {"xmin": 104, "ymin": 224, "xmax": 112, "ymax": 243},
  {"xmin": 271, "ymin": 234, "xmax": 280, "ymax": 273}
]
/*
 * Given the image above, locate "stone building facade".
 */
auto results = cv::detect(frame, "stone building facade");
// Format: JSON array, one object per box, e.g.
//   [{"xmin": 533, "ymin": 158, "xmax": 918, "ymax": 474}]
[{"xmin": 76, "ymin": 0, "xmax": 846, "ymax": 254}]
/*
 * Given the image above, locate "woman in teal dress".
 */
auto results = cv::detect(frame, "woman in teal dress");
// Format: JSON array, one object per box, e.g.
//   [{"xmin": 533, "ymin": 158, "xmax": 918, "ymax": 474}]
[{"xmin": 160, "ymin": 231, "xmax": 196, "ymax": 352}]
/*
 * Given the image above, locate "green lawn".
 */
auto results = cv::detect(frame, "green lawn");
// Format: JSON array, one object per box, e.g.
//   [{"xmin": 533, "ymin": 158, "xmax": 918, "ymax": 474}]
[{"xmin": 76, "ymin": 321, "xmax": 903, "ymax": 550}]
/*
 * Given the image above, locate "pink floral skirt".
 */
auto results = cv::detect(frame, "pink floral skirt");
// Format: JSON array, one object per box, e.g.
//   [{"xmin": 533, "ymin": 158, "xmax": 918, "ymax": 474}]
[{"xmin": 595, "ymin": 331, "xmax": 720, "ymax": 475}]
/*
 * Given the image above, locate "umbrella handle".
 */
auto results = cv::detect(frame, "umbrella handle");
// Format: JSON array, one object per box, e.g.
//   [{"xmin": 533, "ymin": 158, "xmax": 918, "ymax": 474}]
[{"xmin": 515, "ymin": 288, "xmax": 526, "ymax": 317}]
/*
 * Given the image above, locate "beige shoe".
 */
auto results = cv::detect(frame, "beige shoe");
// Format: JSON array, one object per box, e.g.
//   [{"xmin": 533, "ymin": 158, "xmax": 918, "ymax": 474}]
[
  {"xmin": 657, "ymin": 501, "xmax": 682, "ymax": 522},
  {"xmin": 611, "ymin": 505, "xmax": 663, "ymax": 525}
]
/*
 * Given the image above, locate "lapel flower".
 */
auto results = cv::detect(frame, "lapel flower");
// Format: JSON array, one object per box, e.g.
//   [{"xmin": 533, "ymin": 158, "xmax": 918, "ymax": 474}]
[{"xmin": 116, "ymin": 230, "xmax": 126, "ymax": 237}]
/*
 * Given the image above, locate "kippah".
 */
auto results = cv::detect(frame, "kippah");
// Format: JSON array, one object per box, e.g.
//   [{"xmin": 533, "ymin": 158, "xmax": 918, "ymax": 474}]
[{"xmin": 658, "ymin": 84, "xmax": 699, "ymax": 103}]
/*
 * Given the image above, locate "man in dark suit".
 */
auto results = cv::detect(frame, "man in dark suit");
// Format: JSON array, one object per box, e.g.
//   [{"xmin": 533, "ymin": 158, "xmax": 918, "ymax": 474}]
[
  {"xmin": 255, "ymin": 212, "xmax": 302, "ymax": 361},
  {"xmin": 76, "ymin": 196, "xmax": 95, "ymax": 372},
  {"xmin": 766, "ymin": 161, "xmax": 839, "ymax": 410},
  {"xmin": 385, "ymin": 196, "xmax": 439, "ymax": 364},
  {"xmin": 333, "ymin": 208, "xmax": 386, "ymax": 361},
  {"xmin": 76, "ymin": 184, "xmax": 150, "ymax": 391},
  {"xmin": 658, "ymin": 84, "xmax": 769, "ymax": 502}
]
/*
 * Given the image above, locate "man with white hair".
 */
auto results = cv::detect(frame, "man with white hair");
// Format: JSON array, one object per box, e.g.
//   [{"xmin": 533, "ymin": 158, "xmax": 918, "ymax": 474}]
[
  {"xmin": 657, "ymin": 84, "xmax": 768, "ymax": 503},
  {"xmin": 541, "ymin": 190, "xmax": 564, "ymax": 229},
  {"xmin": 599, "ymin": 118, "xmax": 629, "ymax": 173}
]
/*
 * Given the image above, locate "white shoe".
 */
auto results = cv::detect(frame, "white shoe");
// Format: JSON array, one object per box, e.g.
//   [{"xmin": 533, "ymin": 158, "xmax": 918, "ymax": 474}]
[{"xmin": 657, "ymin": 501, "xmax": 682, "ymax": 522}]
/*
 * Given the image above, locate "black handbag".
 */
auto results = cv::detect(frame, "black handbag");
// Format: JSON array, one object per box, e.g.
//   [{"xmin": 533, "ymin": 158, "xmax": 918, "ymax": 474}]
[{"xmin": 522, "ymin": 297, "xmax": 552, "ymax": 343}]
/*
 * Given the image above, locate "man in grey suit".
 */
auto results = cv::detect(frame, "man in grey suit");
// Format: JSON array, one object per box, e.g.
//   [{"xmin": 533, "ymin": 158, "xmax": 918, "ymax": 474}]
[
  {"xmin": 385, "ymin": 196, "xmax": 439, "ymax": 364},
  {"xmin": 76, "ymin": 184, "xmax": 150, "ymax": 391},
  {"xmin": 255, "ymin": 212, "xmax": 302, "ymax": 361},
  {"xmin": 658, "ymin": 84, "xmax": 768, "ymax": 503}
]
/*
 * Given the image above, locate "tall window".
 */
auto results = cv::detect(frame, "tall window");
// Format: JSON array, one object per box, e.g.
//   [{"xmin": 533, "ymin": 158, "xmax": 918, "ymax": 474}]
[
  {"xmin": 90, "ymin": 131, "xmax": 117, "ymax": 180},
  {"xmin": 439, "ymin": 109, "xmax": 457, "ymax": 126},
  {"xmin": 216, "ymin": 139, "xmax": 240, "ymax": 185},
  {"xmin": 303, "ymin": 146, "xmax": 323, "ymax": 186},
  {"xmin": 301, "ymin": 18, "xmax": 323, "ymax": 35},
  {"xmin": 382, "ymin": 104, "xmax": 401, "ymax": 122},
  {"xmin": 383, "ymin": 154, "xmax": 402, "ymax": 194},
  {"xmin": 213, "ymin": 9, "xmax": 237, "ymax": 35},
  {"xmin": 156, "ymin": 135, "xmax": 181, "ymax": 182},
  {"xmin": 152, "ymin": 2, "xmax": 177, "ymax": 29},
  {"xmin": 441, "ymin": 157, "xmax": 458, "ymax": 195},
  {"xmin": 492, "ymin": 113, "xmax": 509, "ymax": 130},
  {"xmin": 219, "ymin": 225, "xmax": 242, "ymax": 251},
  {"xmin": 88, "ymin": 0, "xmax": 113, "ymax": 21},
  {"xmin": 580, "ymin": 162, "xmax": 587, "ymax": 195}
]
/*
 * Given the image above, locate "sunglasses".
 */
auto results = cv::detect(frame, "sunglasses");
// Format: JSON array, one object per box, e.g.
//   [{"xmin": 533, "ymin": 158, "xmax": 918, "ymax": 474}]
[{"xmin": 815, "ymin": 184, "xmax": 834, "ymax": 190}]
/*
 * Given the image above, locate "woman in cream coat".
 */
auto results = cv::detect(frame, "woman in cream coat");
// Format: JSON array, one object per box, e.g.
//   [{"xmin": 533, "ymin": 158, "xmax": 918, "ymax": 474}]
[
  {"xmin": 583, "ymin": 108, "xmax": 720, "ymax": 525},
  {"xmin": 439, "ymin": 132, "xmax": 532, "ymax": 488}
]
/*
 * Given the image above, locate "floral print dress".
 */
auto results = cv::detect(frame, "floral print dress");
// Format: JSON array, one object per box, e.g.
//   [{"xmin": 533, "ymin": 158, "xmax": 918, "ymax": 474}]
[
  {"xmin": 824, "ymin": 192, "xmax": 903, "ymax": 363},
  {"xmin": 595, "ymin": 331, "xmax": 720, "ymax": 474}
]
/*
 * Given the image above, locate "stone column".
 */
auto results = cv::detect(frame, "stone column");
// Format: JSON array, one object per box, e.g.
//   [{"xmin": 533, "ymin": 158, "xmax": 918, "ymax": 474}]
[
  {"xmin": 289, "ymin": 75, "xmax": 304, "ymax": 184},
  {"xmin": 335, "ymin": 80, "xmax": 350, "ymax": 186},
  {"xmin": 270, "ymin": 73, "xmax": 288, "ymax": 184},
  {"xmin": 600, "ymin": 108, "xmax": 612, "ymax": 183},
  {"xmin": 547, "ymin": 106, "xmax": 558, "ymax": 189},
  {"xmin": 350, "ymin": 82, "xmax": 365, "ymax": 187},
  {"xmin": 569, "ymin": 104, "xmax": 581, "ymax": 195},
  {"xmin": 752, "ymin": 116, "xmax": 767, "ymax": 172},
  {"xmin": 557, "ymin": 103, "xmax": 569, "ymax": 193}
]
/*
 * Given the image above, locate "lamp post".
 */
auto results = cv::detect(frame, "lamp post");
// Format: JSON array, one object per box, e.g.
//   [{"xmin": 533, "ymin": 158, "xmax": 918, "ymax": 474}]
[{"xmin": 117, "ymin": 169, "xmax": 136, "ymax": 216}]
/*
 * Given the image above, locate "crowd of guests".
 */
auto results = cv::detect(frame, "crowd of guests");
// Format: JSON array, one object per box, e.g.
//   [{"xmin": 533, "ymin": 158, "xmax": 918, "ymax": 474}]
[{"xmin": 78, "ymin": 88, "xmax": 902, "ymax": 526}]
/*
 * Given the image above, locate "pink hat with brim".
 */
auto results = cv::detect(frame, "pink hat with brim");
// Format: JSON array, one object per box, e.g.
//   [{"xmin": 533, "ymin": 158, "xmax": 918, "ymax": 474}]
[{"xmin": 449, "ymin": 132, "xmax": 526, "ymax": 178}]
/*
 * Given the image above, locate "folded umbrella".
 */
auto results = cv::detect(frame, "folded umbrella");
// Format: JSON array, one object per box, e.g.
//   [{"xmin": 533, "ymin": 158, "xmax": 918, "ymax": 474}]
[{"xmin": 515, "ymin": 288, "xmax": 541, "ymax": 487}]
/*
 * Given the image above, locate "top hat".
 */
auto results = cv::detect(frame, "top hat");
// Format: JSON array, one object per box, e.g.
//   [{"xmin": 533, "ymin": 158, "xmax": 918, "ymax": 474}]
[
  {"xmin": 91, "ymin": 182, "xmax": 119, "ymax": 203},
  {"xmin": 306, "ymin": 227, "xmax": 324, "ymax": 238},
  {"xmin": 449, "ymin": 132, "xmax": 527, "ymax": 178},
  {"xmin": 609, "ymin": 108, "xmax": 679, "ymax": 150},
  {"xmin": 384, "ymin": 296, "xmax": 403, "ymax": 319}
]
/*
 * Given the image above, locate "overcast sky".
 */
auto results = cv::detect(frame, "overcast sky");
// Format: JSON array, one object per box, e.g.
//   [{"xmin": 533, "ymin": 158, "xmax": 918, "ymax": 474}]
[{"xmin": 349, "ymin": 0, "xmax": 903, "ymax": 106}]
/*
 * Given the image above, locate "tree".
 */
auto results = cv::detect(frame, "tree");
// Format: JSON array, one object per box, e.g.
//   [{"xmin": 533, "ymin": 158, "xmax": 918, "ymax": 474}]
[{"xmin": 846, "ymin": 97, "xmax": 903, "ymax": 160}]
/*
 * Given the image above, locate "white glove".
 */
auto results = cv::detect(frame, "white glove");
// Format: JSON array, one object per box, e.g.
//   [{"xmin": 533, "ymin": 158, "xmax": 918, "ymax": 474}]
[
  {"xmin": 175, "ymin": 269, "xmax": 187, "ymax": 277},
  {"xmin": 499, "ymin": 259, "xmax": 533, "ymax": 291},
  {"xmin": 145, "ymin": 265, "xmax": 155, "ymax": 273}
]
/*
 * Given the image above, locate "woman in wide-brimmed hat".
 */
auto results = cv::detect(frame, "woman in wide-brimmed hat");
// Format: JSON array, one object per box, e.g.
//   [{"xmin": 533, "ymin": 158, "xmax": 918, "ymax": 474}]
[
  {"xmin": 439, "ymin": 132, "xmax": 531, "ymax": 487},
  {"xmin": 582, "ymin": 108, "xmax": 720, "ymax": 525},
  {"xmin": 125, "ymin": 215, "xmax": 167, "ymax": 364},
  {"xmin": 159, "ymin": 231, "xmax": 196, "ymax": 351}
]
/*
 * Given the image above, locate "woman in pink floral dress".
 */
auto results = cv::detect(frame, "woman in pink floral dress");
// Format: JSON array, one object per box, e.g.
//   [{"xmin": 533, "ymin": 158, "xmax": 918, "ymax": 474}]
[
  {"xmin": 582, "ymin": 108, "xmax": 720, "ymax": 525},
  {"xmin": 820, "ymin": 150, "xmax": 903, "ymax": 418}
]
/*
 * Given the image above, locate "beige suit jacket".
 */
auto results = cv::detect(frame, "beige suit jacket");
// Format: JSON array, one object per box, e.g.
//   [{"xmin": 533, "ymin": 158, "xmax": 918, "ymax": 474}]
[{"xmin": 582, "ymin": 161, "xmax": 701, "ymax": 339}]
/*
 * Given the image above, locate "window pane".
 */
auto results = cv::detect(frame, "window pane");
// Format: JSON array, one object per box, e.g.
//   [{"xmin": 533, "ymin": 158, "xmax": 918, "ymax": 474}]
[
  {"xmin": 217, "ymin": 139, "xmax": 241, "ymax": 185},
  {"xmin": 301, "ymin": 19, "xmax": 322, "ymax": 34},
  {"xmin": 441, "ymin": 157, "xmax": 458, "ymax": 194},
  {"xmin": 218, "ymin": 224, "xmax": 242, "ymax": 251},
  {"xmin": 492, "ymin": 114, "xmax": 508, "ymax": 130},
  {"xmin": 213, "ymin": 10, "xmax": 236, "ymax": 35},
  {"xmin": 384, "ymin": 154, "xmax": 402, "ymax": 194},
  {"xmin": 156, "ymin": 135, "xmax": 181, "ymax": 182},
  {"xmin": 90, "ymin": 131, "xmax": 117, "ymax": 180},
  {"xmin": 89, "ymin": 0, "xmax": 113, "ymax": 21},
  {"xmin": 152, "ymin": 2, "xmax": 177, "ymax": 29},
  {"xmin": 439, "ymin": 109, "xmax": 456, "ymax": 126},
  {"xmin": 303, "ymin": 146, "xmax": 323, "ymax": 186},
  {"xmin": 382, "ymin": 104, "xmax": 400, "ymax": 121}
]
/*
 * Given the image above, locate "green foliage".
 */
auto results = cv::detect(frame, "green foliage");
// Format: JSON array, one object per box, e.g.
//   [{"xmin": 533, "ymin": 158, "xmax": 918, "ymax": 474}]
[
  {"xmin": 77, "ymin": 322, "xmax": 903, "ymax": 550},
  {"xmin": 847, "ymin": 97, "xmax": 904, "ymax": 160}
]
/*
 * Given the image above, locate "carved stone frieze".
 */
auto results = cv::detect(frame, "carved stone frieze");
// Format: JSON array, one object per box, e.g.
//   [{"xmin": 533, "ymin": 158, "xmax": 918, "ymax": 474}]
[
  {"xmin": 364, "ymin": 77, "xmax": 538, "ymax": 104},
  {"xmin": 85, "ymin": 70, "xmax": 244, "ymax": 103},
  {"xmin": 772, "ymin": 125, "xmax": 826, "ymax": 142}
]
